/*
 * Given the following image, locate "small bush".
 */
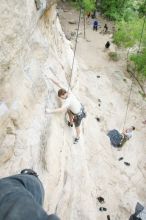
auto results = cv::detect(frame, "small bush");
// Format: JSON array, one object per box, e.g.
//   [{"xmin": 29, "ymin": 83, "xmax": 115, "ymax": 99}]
[
  {"xmin": 108, "ymin": 52, "xmax": 119, "ymax": 61},
  {"xmin": 130, "ymin": 48, "xmax": 146, "ymax": 77},
  {"xmin": 113, "ymin": 18, "xmax": 145, "ymax": 48}
]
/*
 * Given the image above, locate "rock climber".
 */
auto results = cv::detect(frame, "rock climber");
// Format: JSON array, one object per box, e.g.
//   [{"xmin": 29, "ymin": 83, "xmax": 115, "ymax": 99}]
[
  {"xmin": 0, "ymin": 169, "xmax": 60, "ymax": 220},
  {"xmin": 46, "ymin": 78, "xmax": 86, "ymax": 144}
]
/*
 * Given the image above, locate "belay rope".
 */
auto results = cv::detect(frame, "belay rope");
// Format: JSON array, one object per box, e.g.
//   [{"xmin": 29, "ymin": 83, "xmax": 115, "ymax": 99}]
[{"xmin": 68, "ymin": 1, "xmax": 82, "ymax": 91}]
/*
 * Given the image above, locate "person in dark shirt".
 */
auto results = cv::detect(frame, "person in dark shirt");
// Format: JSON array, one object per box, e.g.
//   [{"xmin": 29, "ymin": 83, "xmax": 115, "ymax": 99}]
[{"xmin": 0, "ymin": 169, "xmax": 60, "ymax": 220}]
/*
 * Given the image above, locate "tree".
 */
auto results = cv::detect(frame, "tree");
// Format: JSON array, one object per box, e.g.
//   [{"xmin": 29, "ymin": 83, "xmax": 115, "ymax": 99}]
[
  {"xmin": 71, "ymin": 0, "xmax": 96, "ymax": 12},
  {"xmin": 138, "ymin": 0, "xmax": 146, "ymax": 17},
  {"xmin": 81, "ymin": 0, "xmax": 95, "ymax": 11},
  {"xmin": 99, "ymin": 0, "xmax": 132, "ymax": 20}
]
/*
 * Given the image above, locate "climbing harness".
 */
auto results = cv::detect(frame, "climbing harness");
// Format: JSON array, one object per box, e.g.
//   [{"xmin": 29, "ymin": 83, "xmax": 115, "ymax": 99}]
[{"xmin": 64, "ymin": 105, "xmax": 86, "ymax": 126}]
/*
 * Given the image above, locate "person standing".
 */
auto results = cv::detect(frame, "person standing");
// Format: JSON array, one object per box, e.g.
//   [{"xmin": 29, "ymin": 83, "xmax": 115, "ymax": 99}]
[{"xmin": 93, "ymin": 20, "xmax": 98, "ymax": 31}]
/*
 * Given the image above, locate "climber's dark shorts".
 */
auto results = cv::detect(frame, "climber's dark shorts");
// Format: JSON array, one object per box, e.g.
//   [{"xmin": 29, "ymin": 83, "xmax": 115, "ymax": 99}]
[
  {"xmin": 68, "ymin": 106, "xmax": 86, "ymax": 128},
  {"xmin": 73, "ymin": 115, "xmax": 83, "ymax": 127}
]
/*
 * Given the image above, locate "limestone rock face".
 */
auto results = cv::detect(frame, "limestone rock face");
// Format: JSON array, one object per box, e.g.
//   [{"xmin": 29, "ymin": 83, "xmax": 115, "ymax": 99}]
[
  {"xmin": 0, "ymin": 0, "xmax": 80, "ymax": 219},
  {"xmin": 0, "ymin": 0, "xmax": 74, "ymax": 144}
]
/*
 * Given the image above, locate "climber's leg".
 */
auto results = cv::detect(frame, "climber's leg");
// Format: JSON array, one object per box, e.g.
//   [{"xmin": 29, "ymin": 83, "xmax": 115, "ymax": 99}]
[
  {"xmin": 73, "ymin": 116, "xmax": 83, "ymax": 144},
  {"xmin": 67, "ymin": 110, "xmax": 74, "ymax": 127},
  {"xmin": 75, "ymin": 126, "xmax": 80, "ymax": 139},
  {"xmin": 73, "ymin": 126, "xmax": 81, "ymax": 144}
]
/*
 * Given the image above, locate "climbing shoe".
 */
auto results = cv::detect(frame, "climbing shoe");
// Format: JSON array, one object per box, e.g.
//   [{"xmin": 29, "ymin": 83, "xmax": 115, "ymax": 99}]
[
  {"xmin": 96, "ymin": 117, "xmax": 100, "ymax": 122},
  {"xmin": 118, "ymin": 157, "xmax": 124, "ymax": 161},
  {"xmin": 73, "ymin": 137, "xmax": 80, "ymax": 144},
  {"xmin": 124, "ymin": 162, "xmax": 130, "ymax": 166},
  {"xmin": 20, "ymin": 169, "xmax": 38, "ymax": 177},
  {"xmin": 67, "ymin": 121, "xmax": 73, "ymax": 127}
]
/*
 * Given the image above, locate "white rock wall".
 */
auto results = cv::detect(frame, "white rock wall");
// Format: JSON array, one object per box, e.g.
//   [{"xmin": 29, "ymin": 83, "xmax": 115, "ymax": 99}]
[{"xmin": 0, "ymin": 0, "xmax": 74, "ymax": 167}]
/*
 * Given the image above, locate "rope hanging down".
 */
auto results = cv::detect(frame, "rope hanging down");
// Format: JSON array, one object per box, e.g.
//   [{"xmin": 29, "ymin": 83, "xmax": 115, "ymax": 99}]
[
  {"xmin": 122, "ymin": 10, "xmax": 146, "ymax": 130},
  {"xmin": 68, "ymin": 3, "xmax": 82, "ymax": 91}
]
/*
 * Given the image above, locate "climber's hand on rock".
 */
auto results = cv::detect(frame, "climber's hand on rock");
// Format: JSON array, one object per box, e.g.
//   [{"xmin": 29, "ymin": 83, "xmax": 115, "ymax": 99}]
[{"xmin": 46, "ymin": 108, "xmax": 53, "ymax": 114}]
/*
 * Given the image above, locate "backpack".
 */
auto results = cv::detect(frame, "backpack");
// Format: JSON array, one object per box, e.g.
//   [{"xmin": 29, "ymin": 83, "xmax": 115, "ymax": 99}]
[
  {"xmin": 129, "ymin": 203, "xmax": 145, "ymax": 220},
  {"xmin": 107, "ymin": 129, "xmax": 123, "ymax": 147}
]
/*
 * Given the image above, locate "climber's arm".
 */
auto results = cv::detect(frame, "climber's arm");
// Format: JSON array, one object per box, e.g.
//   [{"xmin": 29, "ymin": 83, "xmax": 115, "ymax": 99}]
[{"xmin": 46, "ymin": 106, "xmax": 66, "ymax": 114}]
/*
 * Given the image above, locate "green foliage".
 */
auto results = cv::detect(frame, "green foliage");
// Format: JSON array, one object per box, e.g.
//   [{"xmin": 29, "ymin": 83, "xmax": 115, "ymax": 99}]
[
  {"xmin": 113, "ymin": 7, "xmax": 146, "ymax": 77},
  {"xmin": 81, "ymin": 0, "xmax": 95, "ymax": 11},
  {"xmin": 130, "ymin": 48, "xmax": 146, "ymax": 77},
  {"xmin": 137, "ymin": 0, "xmax": 146, "ymax": 16},
  {"xmin": 113, "ymin": 18, "xmax": 146, "ymax": 47},
  {"xmin": 123, "ymin": 7, "xmax": 138, "ymax": 21},
  {"xmin": 99, "ymin": 0, "xmax": 146, "ymax": 21},
  {"xmin": 99, "ymin": 0, "xmax": 132, "ymax": 21},
  {"xmin": 70, "ymin": 0, "xmax": 96, "ymax": 12}
]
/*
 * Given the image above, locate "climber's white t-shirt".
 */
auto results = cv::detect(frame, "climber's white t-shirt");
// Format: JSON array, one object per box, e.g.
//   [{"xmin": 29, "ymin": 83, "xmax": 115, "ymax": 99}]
[{"xmin": 62, "ymin": 93, "xmax": 81, "ymax": 114}]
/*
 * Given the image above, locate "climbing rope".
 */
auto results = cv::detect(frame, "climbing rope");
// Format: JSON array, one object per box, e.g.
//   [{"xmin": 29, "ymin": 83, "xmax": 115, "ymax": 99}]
[
  {"xmin": 122, "ymin": 10, "xmax": 146, "ymax": 130},
  {"xmin": 68, "ymin": 1, "xmax": 82, "ymax": 91},
  {"xmin": 122, "ymin": 79, "xmax": 134, "ymax": 131}
]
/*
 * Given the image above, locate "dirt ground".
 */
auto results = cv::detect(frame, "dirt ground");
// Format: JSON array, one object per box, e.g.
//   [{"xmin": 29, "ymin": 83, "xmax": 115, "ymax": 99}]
[{"xmin": 57, "ymin": 2, "xmax": 146, "ymax": 220}]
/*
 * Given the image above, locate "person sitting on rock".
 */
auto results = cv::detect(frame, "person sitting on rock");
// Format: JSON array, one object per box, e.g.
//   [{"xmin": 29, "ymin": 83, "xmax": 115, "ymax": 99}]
[
  {"xmin": 0, "ymin": 169, "xmax": 60, "ymax": 220},
  {"xmin": 105, "ymin": 41, "xmax": 110, "ymax": 49},
  {"xmin": 107, "ymin": 126, "xmax": 135, "ymax": 148},
  {"xmin": 46, "ymin": 78, "xmax": 86, "ymax": 144}
]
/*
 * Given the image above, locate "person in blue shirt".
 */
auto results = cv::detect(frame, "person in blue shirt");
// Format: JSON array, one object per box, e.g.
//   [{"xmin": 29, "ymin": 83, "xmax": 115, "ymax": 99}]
[{"xmin": 93, "ymin": 20, "xmax": 98, "ymax": 31}]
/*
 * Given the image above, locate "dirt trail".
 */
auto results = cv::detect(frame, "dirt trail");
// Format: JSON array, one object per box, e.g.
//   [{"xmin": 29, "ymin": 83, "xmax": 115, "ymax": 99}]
[{"xmin": 58, "ymin": 2, "xmax": 146, "ymax": 220}]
